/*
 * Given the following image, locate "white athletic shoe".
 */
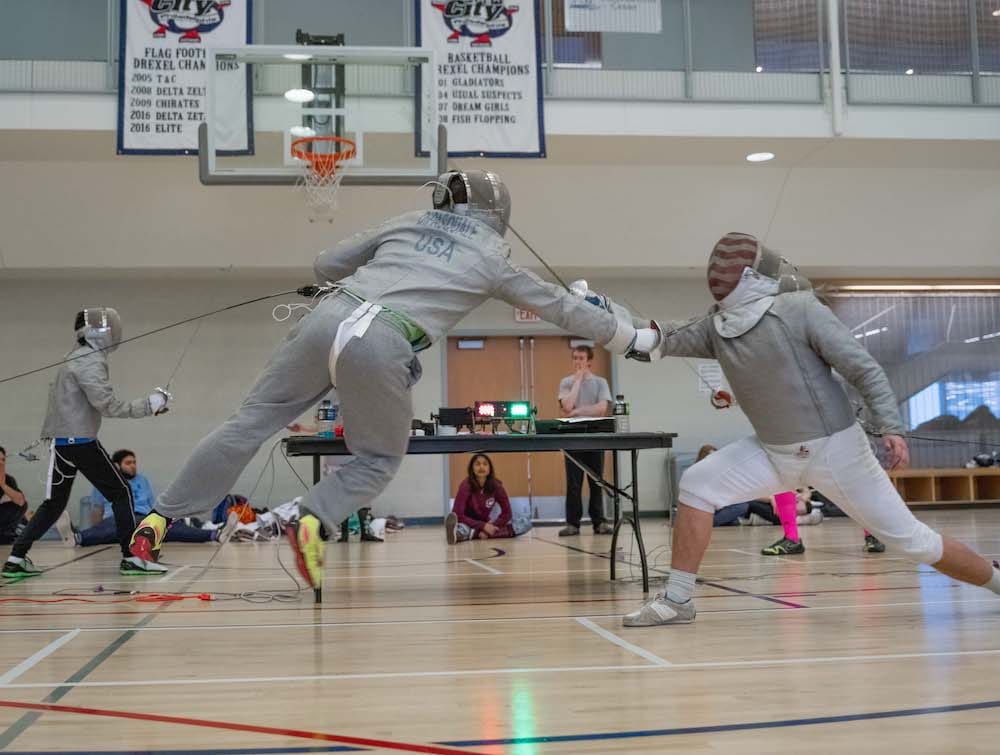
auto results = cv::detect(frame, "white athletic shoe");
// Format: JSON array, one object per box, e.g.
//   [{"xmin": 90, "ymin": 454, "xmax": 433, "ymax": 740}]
[
  {"xmin": 216, "ymin": 511, "xmax": 240, "ymax": 545},
  {"xmin": 622, "ymin": 594, "xmax": 697, "ymax": 627},
  {"xmin": 798, "ymin": 509, "xmax": 824, "ymax": 526},
  {"xmin": 55, "ymin": 511, "xmax": 76, "ymax": 546},
  {"xmin": 747, "ymin": 513, "xmax": 770, "ymax": 526}
]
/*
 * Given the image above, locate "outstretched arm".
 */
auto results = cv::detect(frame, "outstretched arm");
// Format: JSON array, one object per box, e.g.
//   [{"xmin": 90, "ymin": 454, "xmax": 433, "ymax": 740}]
[{"xmin": 492, "ymin": 261, "xmax": 637, "ymax": 353}]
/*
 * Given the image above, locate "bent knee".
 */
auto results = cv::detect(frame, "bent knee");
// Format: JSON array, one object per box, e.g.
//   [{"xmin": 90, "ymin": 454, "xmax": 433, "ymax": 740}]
[{"xmin": 873, "ymin": 521, "xmax": 943, "ymax": 564}]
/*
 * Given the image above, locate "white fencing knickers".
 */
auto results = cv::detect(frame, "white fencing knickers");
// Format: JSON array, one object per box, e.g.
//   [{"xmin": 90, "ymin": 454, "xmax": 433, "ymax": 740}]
[{"xmin": 678, "ymin": 422, "xmax": 943, "ymax": 564}]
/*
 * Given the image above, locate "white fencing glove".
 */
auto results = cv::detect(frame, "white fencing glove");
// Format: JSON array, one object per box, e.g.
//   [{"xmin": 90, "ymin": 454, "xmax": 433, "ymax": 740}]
[{"xmin": 149, "ymin": 387, "xmax": 173, "ymax": 416}]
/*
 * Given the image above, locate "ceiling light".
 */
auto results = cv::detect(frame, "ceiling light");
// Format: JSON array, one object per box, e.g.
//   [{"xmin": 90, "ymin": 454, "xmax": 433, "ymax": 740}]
[
  {"xmin": 905, "ymin": 68, "xmax": 914, "ymax": 75},
  {"xmin": 746, "ymin": 152, "xmax": 775, "ymax": 162},
  {"xmin": 283, "ymin": 88, "xmax": 316, "ymax": 104},
  {"xmin": 993, "ymin": 9, "xmax": 1000, "ymax": 16},
  {"xmin": 283, "ymin": 53, "xmax": 313, "ymax": 61},
  {"xmin": 755, "ymin": 65, "xmax": 764, "ymax": 73},
  {"xmin": 289, "ymin": 126, "xmax": 316, "ymax": 138}
]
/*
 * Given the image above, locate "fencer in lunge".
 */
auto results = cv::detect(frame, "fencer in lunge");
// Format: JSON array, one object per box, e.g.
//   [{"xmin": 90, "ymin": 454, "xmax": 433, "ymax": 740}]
[
  {"xmin": 2, "ymin": 307, "xmax": 172, "ymax": 579},
  {"xmin": 129, "ymin": 170, "xmax": 660, "ymax": 593},
  {"xmin": 623, "ymin": 232, "xmax": 1000, "ymax": 627}
]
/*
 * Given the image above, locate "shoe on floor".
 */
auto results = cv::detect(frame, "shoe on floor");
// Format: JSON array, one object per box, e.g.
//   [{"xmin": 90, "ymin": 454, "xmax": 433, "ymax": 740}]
[
  {"xmin": 445, "ymin": 512, "xmax": 458, "ymax": 545},
  {"xmin": 594, "ymin": 522, "xmax": 614, "ymax": 535},
  {"xmin": 130, "ymin": 511, "xmax": 169, "ymax": 563},
  {"xmin": 623, "ymin": 594, "xmax": 696, "ymax": 627},
  {"xmin": 747, "ymin": 513, "xmax": 771, "ymax": 526},
  {"xmin": 761, "ymin": 536, "xmax": 805, "ymax": 556},
  {"xmin": 287, "ymin": 513, "xmax": 324, "ymax": 591},
  {"xmin": 558, "ymin": 524, "xmax": 580, "ymax": 537},
  {"xmin": 119, "ymin": 557, "xmax": 168, "ymax": 575},
  {"xmin": 863, "ymin": 533, "xmax": 886, "ymax": 553},
  {"xmin": 798, "ymin": 509, "xmax": 824, "ymax": 526},
  {"xmin": 215, "ymin": 511, "xmax": 240, "ymax": 545},
  {"xmin": 2, "ymin": 557, "xmax": 42, "ymax": 579}
]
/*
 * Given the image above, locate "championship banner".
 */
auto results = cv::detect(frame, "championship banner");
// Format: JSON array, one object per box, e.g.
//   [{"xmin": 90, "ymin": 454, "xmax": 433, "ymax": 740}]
[
  {"xmin": 417, "ymin": 0, "xmax": 545, "ymax": 158},
  {"xmin": 564, "ymin": 0, "xmax": 662, "ymax": 33},
  {"xmin": 117, "ymin": 0, "xmax": 252, "ymax": 155}
]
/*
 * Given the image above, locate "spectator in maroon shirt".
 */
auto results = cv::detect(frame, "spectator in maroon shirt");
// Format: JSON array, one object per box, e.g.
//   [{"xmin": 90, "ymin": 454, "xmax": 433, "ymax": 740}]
[{"xmin": 445, "ymin": 454, "xmax": 530, "ymax": 544}]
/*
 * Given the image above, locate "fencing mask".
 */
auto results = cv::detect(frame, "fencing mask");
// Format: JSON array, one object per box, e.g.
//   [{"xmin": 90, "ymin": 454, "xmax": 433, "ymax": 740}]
[
  {"xmin": 75, "ymin": 307, "xmax": 123, "ymax": 352},
  {"xmin": 707, "ymin": 232, "xmax": 811, "ymax": 301},
  {"xmin": 431, "ymin": 169, "xmax": 511, "ymax": 236}
]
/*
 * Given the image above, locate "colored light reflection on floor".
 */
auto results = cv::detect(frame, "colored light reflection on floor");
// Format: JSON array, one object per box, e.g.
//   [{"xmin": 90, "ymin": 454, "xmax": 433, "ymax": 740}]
[{"xmin": 511, "ymin": 680, "xmax": 537, "ymax": 755}]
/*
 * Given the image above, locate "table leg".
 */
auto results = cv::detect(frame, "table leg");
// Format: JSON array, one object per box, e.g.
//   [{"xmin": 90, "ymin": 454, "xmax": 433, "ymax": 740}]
[
  {"xmin": 632, "ymin": 449, "xmax": 649, "ymax": 593},
  {"xmin": 609, "ymin": 451, "xmax": 623, "ymax": 581},
  {"xmin": 312, "ymin": 456, "xmax": 321, "ymax": 485}
]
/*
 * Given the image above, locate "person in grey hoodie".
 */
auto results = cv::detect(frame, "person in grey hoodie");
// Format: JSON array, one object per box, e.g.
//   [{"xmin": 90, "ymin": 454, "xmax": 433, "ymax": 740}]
[
  {"xmin": 623, "ymin": 232, "xmax": 1000, "ymax": 627},
  {"xmin": 130, "ymin": 170, "xmax": 660, "ymax": 595},
  {"xmin": 2, "ymin": 307, "xmax": 172, "ymax": 579}
]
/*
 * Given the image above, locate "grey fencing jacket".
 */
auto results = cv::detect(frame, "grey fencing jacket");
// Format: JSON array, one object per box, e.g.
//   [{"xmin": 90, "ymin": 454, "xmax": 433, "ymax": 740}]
[
  {"xmin": 314, "ymin": 210, "xmax": 637, "ymax": 353},
  {"xmin": 651, "ymin": 291, "xmax": 904, "ymax": 445},
  {"xmin": 40, "ymin": 345, "xmax": 155, "ymax": 439}
]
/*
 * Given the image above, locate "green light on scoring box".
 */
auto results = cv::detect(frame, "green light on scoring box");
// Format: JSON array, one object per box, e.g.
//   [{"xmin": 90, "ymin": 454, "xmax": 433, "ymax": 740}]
[{"xmin": 509, "ymin": 402, "xmax": 530, "ymax": 417}]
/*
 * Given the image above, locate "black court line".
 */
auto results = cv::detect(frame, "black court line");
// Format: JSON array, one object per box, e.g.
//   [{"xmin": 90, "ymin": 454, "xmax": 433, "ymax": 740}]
[{"xmin": 440, "ymin": 698, "xmax": 1000, "ymax": 746}]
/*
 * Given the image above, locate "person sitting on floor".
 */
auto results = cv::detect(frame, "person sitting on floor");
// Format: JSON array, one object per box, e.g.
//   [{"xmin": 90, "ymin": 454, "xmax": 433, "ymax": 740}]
[
  {"xmin": 445, "ymin": 453, "xmax": 531, "ymax": 543},
  {"xmin": 0, "ymin": 446, "xmax": 29, "ymax": 545},
  {"xmin": 76, "ymin": 449, "xmax": 236, "ymax": 547}
]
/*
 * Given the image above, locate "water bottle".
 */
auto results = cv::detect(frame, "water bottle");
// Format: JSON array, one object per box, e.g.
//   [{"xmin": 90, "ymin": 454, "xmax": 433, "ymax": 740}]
[
  {"xmin": 317, "ymin": 399, "xmax": 335, "ymax": 438},
  {"xmin": 613, "ymin": 394, "xmax": 630, "ymax": 434}
]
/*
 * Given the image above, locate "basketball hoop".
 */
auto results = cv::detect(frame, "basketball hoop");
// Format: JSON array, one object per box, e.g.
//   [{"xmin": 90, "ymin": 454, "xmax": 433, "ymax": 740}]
[{"xmin": 291, "ymin": 136, "xmax": 357, "ymax": 219}]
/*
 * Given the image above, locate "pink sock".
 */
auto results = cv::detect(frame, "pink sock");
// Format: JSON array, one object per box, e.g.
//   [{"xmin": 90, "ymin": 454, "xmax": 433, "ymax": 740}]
[
  {"xmin": 773, "ymin": 491, "xmax": 799, "ymax": 542},
  {"xmin": 864, "ymin": 530, "xmax": 871, "ymax": 536}
]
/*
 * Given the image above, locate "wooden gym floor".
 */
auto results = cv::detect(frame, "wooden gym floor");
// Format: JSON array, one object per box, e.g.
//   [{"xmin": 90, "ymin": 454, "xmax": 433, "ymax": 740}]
[{"xmin": 1, "ymin": 510, "xmax": 999, "ymax": 754}]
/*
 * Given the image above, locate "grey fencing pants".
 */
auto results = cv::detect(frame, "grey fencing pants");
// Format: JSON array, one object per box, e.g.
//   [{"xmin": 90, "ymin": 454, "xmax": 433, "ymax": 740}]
[{"xmin": 157, "ymin": 294, "xmax": 421, "ymax": 530}]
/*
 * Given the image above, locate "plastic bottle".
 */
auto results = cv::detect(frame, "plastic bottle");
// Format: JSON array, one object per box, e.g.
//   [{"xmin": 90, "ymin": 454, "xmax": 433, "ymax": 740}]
[
  {"xmin": 613, "ymin": 394, "xmax": 630, "ymax": 434},
  {"xmin": 317, "ymin": 399, "xmax": 335, "ymax": 438}
]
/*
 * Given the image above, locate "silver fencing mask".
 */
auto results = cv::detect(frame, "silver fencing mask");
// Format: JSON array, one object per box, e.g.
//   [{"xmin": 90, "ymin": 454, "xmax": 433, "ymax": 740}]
[
  {"xmin": 431, "ymin": 169, "xmax": 511, "ymax": 236},
  {"xmin": 75, "ymin": 307, "xmax": 123, "ymax": 352},
  {"xmin": 707, "ymin": 232, "xmax": 811, "ymax": 301}
]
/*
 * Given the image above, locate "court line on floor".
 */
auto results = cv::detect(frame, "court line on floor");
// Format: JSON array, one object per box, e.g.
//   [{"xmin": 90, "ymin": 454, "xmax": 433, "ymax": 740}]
[
  {"xmin": 0, "ymin": 553, "xmax": 217, "ymax": 749},
  {"xmin": 157, "ymin": 565, "xmax": 190, "ymax": 583},
  {"xmin": 0, "ymin": 700, "xmax": 489, "ymax": 755},
  {"xmin": 0, "ymin": 629, "xmax": 80, "ymax": 684},
  {"xmin": 4, "ymin": 748, "xmax": 362, "ymax": 755},
  {"xmin": 575, "ymin": 617, "xmax": 671, "ymax": 666},
  {"xmin": 438, "ymin": 698, "xmax": 1000, "ymax": 746},
  {"xmin": 4, "ymin": 646, "xmax": 1000, "ymax": 690},
  {"xmin": 463, "ymin": 558, "xmax": 503, "ymax": 575}
]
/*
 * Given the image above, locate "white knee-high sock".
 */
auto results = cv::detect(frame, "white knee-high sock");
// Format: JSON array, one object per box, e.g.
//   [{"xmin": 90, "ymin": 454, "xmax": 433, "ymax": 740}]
[
  {"xmin": 665, "ymin": 569, "xmax": 697, "ymax": 604},
  {"xmin": 984, "ymin": 563, "xmax": 1000, "ymax": 596}
]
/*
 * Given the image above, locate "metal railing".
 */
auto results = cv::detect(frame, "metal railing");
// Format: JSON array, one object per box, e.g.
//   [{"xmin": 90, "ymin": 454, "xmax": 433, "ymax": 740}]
[{"xmin": 0, "ymin": 0, "xmax": 996, "ymax": 106}]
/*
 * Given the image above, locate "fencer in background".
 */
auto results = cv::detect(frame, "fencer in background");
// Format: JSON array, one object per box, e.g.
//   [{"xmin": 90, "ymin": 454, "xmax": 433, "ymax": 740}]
[
  {"xmin": 2, "ymin": 307, "xmax": 172, "ymax": 579},
  {"xmin": 623, "ymin": 232, "xmax": 1000, "ymax": 627},
  {"xmin": 130, "ymin": 170, "xmax": 660, "ymax": 596}
]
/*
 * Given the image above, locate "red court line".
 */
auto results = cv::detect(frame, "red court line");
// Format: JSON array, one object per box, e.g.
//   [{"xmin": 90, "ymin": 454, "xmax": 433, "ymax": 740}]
[{"xmin": 0, "ymin": 699, "xmax": 486, "ymax": 755}]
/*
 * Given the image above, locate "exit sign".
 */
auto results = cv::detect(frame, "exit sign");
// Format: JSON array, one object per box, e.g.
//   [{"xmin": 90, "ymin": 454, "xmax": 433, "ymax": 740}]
[{"xmin": 514, "ymin": 307, "xmax": 540, "ymax": 323}]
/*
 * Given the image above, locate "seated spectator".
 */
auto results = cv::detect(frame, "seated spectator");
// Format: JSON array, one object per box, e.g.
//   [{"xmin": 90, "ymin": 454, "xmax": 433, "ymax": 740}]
[
  {"xmin": 0, "ymin": 447, "xmax": 29, "ymax": 545},
  {"xmin": 445, "ymin": 454, "xmax": 531, "ymax": 543},
  {"xmin": 75, "ymin": 449, "xmax": 236, "ymax": 547}
]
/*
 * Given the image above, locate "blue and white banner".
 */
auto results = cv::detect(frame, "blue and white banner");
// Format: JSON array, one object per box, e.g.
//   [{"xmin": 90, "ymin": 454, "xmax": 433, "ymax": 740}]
[
  {"xmin": 417, "ymin": 0, "xmax": 545, "ymax": 158},
  {"xmin": 564, "ymin": 0, "xmax": 662, "ymax": 33},
  {"xmin": 117, "ymin": 0, "xmax": 252, "ymax": 155}
]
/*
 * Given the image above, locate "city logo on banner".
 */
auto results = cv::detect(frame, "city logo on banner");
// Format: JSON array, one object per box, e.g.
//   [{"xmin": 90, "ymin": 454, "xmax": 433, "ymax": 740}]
[
  {"xmin": 138, "ymin": 0, "xmax": 231, "ymax": 44},
  {"xmin": 429, "ymin": 1, "xmax": 519, "ymax": 47}
]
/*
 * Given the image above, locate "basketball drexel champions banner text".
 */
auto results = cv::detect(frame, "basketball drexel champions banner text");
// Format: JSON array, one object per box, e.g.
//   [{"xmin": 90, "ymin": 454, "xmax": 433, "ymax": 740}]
[
  {"xmin": 417, "ymin": 0, "xmax": 545, "ymax": 158},
  {"xmin": 117, "ymin": 0, "xmax": 252, "ymax": 155}
]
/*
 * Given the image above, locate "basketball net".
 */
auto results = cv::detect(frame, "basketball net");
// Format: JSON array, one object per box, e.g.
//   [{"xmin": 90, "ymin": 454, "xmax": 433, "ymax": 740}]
[{"xmin": 291, "ymin": 136, "xmax": 357, "ymax": 222}]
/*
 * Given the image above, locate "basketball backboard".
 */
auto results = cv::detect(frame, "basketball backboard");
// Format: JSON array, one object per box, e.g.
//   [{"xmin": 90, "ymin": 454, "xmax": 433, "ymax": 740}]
[{"xmin": 199, "ymin": 45, "xmax": 446, "ymax": 187}]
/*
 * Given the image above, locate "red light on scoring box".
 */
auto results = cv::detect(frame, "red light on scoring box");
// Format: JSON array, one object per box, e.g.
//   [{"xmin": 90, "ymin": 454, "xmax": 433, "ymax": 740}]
[{"xmin": 476, "ymin": 402, "xmax": 496, "ymax": 417}]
